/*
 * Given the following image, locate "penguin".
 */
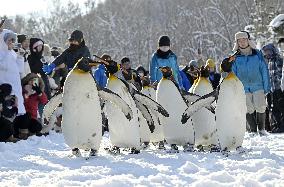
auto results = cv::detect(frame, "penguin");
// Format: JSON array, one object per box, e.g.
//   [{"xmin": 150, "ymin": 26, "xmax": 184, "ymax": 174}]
[
  {"xmin": 61, "ymin": 57, "xmax": 133, "ymax": 158},
  {"xmin": 102, "ymin": 60, "xmax": 169, "ymax": 154},
  {"xmin": 140, "ymin": 77, "xmax": 165, "ymax": 148},
  {"xmin": 182, "ymin": 54, "xmax": 247, "ymax": 154},
  {"xmin": 191, "ymin": 66, "xmax": 219, "ymax": 151},
  {"xmin": 156, "ymin": 66, "xmax": 195, "ymax": 153}
]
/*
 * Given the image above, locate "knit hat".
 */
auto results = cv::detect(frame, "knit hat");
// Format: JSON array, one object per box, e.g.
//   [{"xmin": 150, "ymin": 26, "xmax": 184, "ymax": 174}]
[
  {"xmin": 158, "ymin": 35, "xmax": 170, "ymax": 47},
  {"xmin": 205, "ymin": 59, "xmax": 215, "ymax": 68},
  {"xmin": 17, "ymin": 34, "xmax": 27, "ymax": 44},
  {"xmin": 188, "ymin": 60, "xmax": 198, "ymax": 68},
  {"xmin": 68, "ymin": 30, "xmax": 84, "ymax": 43},
  {"xmin": 233, "ymin": 31, "xmax": 256, "ymax": 51},
  {"xmin": 0, "ymin": 83, "xmax": 12, "ymax": 98}
]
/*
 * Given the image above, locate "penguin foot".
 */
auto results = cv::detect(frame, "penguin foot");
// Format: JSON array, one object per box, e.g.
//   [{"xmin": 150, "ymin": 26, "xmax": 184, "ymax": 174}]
[
  {"xmin": 183, "ymin": 144, "xmax": 195, "ymax": 152},
  {"xmin": 72, "ymin": 148, "xmax": 82, "ymax": 157},
  {"xmin": 129, "ymin": 148, "xmax": 140, "ymax": 154},
  {"xmin": 210, "ymin": 144, "xmax": 221, "ymax": 152},
  {"xmin": 141, "ymin": 142, "xmax": 150, "ymax": 149},
  {"xmin": 197, "ymin": 145, "xmax": 205, "ymax": 152},
  {"xmin": 167, "ymin": 144, "xmax": 179, "ymax": 153},
  {"xmin": 89, "ymin": 149, "xmax": 97, "ymax": 157},
  {"xmin": 158, "ymin": 141, "xmax": 166, "ymax": 150},
  {"xmin": 236, "ymin": 146, "xmax": 252, "ymax": 154},
  {"xmin": 108, "ymin": 146, "xmax": 120, "ymax": 155},
  {"xmin": 221, "ymin": 148, "xmax": 230, "ymax": 157}
]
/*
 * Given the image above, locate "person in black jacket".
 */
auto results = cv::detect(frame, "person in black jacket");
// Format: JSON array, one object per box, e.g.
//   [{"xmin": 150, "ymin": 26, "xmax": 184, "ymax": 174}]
[
  {"xmin": 27, "ymin": 38, "xmax": 51, "ymax": 99},
  {"xmin": 42, "ymin": 30, "xmax": 91, "ymax": 75}
]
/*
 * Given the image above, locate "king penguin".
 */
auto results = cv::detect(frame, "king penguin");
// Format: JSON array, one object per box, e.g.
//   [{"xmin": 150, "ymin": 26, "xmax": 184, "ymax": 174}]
[
  {"xmin": 61, "ymin": 57, "xmax": 133, "ymax": 158},
  {"xmin": 181, "ymin": 54, "xmax": 247, "ymax": 154},
  {"xmin": 156, "ymin": 66, "xmax": 195, "ymax": 153},
  {"xmin": 191, "ymin": 66, "xmax": 219, "ymax": 150},
  {"xmin": 102, "ymin": 60, "xmax": 169, "ymax": 154}
]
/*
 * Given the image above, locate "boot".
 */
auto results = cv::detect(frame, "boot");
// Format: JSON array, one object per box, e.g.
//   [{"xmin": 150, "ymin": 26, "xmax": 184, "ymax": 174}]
[
  {"xmin": 256, "ymin": 112, "xmax": 269, "ymax": 136},
  {"xmin": 246, "ymin": 113, "xmax": 257, "ymax": 133}
]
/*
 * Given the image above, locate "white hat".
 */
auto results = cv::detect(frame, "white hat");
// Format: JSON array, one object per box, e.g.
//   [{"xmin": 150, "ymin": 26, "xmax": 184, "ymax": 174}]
[{"xmin": 233, "ymin": 31, "xmax": 256, "ymax": 51}]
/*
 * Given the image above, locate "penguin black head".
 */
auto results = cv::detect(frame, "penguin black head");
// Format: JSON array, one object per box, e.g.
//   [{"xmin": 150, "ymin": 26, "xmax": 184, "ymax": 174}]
[
  {"xmin": 75, "ymin": 57, "xmax": 92, "ymax": 72},
  {"xmin": 199, "ymin": 66, "xmax": 210, "ymax": 78},
  {"xmin": 105, "ymin": 60, "xmax": 120, "ymax": 75},
  {"xmin": 220, "ymin": 58, "xmax": 233, "ymax": 73},
  {"xmin": 159, "ymin": 66, "xmax": 172, "ymax": 78}
]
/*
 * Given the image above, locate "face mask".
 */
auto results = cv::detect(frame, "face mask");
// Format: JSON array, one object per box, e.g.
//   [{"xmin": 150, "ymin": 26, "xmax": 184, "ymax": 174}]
[
  {"xmin": 69, "ymin": 43, "xmax": 80, "ymax": 51},
  {"xmin": 159, "ymin": 46, "xmax": 170, "ymax": 52}
]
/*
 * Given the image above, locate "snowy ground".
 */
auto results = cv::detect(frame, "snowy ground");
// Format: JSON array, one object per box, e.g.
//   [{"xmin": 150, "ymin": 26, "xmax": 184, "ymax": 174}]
[{"xmin": 0, "ymin": 132, "xmax": 284, "ymax": 187}]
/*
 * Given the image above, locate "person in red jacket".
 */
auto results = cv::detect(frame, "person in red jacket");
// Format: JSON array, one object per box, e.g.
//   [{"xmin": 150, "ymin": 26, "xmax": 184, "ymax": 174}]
[{"xmin": 14, "ymin": 73, "xmax": 48, "ymax": 139}]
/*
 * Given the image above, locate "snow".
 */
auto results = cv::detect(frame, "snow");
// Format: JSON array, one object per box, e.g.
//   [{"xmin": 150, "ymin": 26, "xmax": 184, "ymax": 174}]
[
  {"xmin": 1, "ymin": 132, "xmax": 284, "ymax": 186},
  {"xmin": 269, "ymin": 14, "xmax": 284, "ymax": 28}
]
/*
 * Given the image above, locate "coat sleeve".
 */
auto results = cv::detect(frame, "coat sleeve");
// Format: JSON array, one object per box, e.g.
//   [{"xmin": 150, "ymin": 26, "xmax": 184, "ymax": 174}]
[
  {"xmin": 149, "ymin": 54, "xmax": 157, "ymax": 83},
  {"xmin": 281, "ymin": 63, "xmax": 284, "ymax": 92},
  {"xmin": 38, "ymin": 92, "xmax": 48, "ymax": 105},
  {"xmin": 232, "ymin": 60, "xmax": 237, "ymax": 76},
  {"xmin": 16, "ymin": 55, "xmax": 25, "ymax": 74},
  {"xmin": 52, "ymin": 50, "xmax": 68, "ymax": 66},
  {"xmin": 258, "ymin": 51, "xmax": 271, "ymax": 94},
  {"xmin": 173, "ymin": 56, "xmax": 184, "ymax": 89},
  {"xmin": 83, "ymin": 47, "xmax": 91, "ymax": 58}
]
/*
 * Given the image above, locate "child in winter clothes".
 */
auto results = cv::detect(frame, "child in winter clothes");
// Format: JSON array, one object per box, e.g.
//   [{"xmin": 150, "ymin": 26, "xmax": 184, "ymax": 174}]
[{"xmin": 14, "ymin": 73, "xmax": 48, "ymax": 139}]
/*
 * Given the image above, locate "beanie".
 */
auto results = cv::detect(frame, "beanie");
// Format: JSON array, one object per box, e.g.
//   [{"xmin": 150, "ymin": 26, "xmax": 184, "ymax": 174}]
[
  {"xmin": 158, "ymin": 35, "xmax": 170, "ymax": 47},
  {"xmin": 17, "ymin": 34, "xmax": 27, "ymax": 44}
]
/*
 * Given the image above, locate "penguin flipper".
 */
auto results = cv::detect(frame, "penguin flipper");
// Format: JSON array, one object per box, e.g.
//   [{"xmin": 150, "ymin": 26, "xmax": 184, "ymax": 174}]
[
  {"xmin": 97, "ymin": 86, "xmax": 133, "ymax": 121},
  {"xmin": 43, "ymin": 93, "xmax": 63, "ymax": 124},
  {"xmin": 133, "ymin": 92, "xmax": 169, "ymax": 117},
  {"xmin": 182, "ymin": 90, "xmax": 215, "ymax": 114},
  {"xmin": 181, "ymin": 90, "xmax": 217, "ymax": 124},
  {"xmin": 135, "ymin": 100, "xmax": 155, "ymax": 133}
]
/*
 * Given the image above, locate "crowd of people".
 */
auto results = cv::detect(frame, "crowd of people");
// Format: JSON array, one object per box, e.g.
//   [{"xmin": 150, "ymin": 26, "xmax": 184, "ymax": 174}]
[{"xmin": 1, "ymin": 22, "xmax": 284, "ymax": 144}]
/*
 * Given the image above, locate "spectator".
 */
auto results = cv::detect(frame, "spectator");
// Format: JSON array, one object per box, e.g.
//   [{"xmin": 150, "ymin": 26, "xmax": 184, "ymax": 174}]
[
  {"xmin": 27, "ymin": 38, "xmax": 51, "ymax": 99},
  {"xmin": 149, "ymin": 35, "xmax": 183, "ymax": 89},
  {"xmin": 205, "ymin": 58, "xmax": 221, "ymax": 89},
  {"xmin": 14, "ymin": 73, "xmax": 47, "ymax": 139},
  {"xmin": 17, "ymin": 34, "xmax": 31, "ymax": 78},
  {"xmin": 121, "ymin": 57, "xmax": 142, "ymax": 90},
  {"xmin": 262, "ymin": 43, "xmax": 284, "ymax": 133},
  {"xmin": 231, "ymin": 31, "xmax": 270, "ymax": 136},
  {"xmin": 0, "ymin": 29, "xmax": 26, "ymax": 115},
  {"xmin": 179, "ymin": 66, "xmax": 191, "ymax": 91},
  {"xmin": 42, "ymin": 30, "xmax": 91, "ymax": 74}
]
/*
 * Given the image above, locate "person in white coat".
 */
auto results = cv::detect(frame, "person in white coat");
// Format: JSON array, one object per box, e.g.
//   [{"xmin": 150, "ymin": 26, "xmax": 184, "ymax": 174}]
[{"xmin": 0, "ymin": 29, "xmax": 25, "ymax": 115}]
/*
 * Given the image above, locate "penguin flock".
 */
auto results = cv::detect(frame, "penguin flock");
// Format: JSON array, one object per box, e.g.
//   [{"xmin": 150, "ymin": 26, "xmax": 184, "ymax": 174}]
[{"xmin": 43, "ymin": 55, "xmax": 247, "ymax": 158}]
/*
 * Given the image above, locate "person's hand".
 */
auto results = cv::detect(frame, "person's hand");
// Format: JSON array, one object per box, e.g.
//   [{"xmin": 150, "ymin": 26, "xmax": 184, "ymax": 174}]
[
  {"xmin": 42, "ymin": 63, "xmax": 56, "ymax": 74},
  {"xmin": 32, "ymin": 84, "xmax": 42, "ymax": 95}
]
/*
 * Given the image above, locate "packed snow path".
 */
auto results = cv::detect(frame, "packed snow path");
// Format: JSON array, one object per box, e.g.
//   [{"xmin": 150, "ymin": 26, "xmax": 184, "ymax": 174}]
[{"xmin": 1, "ymin": 132, "xmax": 284, "ymax": 186}]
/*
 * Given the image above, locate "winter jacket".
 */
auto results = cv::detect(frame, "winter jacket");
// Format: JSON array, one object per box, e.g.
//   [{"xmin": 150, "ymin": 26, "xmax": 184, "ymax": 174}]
[
  {"xmin": 0, "ymin": 29, "xmax": 26, "ymax": 114},
  {"xmin": 28, "ymin": 38, "xmax": 51, "ymax": 99},
  {"xmin": 149, "ymin": 50, "xmax": 183, "ymax": 89},
  {"xmin": 232, "ymin": 49, "xmax": 270, "ymax": 94},
  {"xmin": 262, "ymin": 44, "xmax": 283, "ymax": 92},
  {"xmin": 52, "ymin": 41, "xmax": 91, "ymax": 71},
  {"xmin": 93, "ymin": 64, "xmax": 107, "ymax": 88},
  {"xmin": 179, "ymin": 70, "xmax": 191, "ymax": 91},
  {"xmin": 24, "ymin": 92, "xmax": 48, "ymax": 119},
  {"xmin": 209, "ymin": 72, "xmax": 221, "ymax": 90}
]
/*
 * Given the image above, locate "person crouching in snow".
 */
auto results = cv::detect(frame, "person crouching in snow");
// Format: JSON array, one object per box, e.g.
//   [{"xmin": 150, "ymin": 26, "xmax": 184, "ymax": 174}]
[{"xmin": 14, "ymin": 73, "xmax": 48, "ymax": 139}]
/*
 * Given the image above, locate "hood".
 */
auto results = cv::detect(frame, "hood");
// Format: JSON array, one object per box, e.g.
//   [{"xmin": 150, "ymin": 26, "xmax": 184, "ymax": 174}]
[
  {"xmin": 21, "ymin": 73, "xmax": 45, "ymax": 92},
  {"xmin": 0, "ymin": 29, "xmax": 15, "ymax": 52},
  {"xmin": 29, "ymin": 38, "xmax": 44, "ymax": 56}
]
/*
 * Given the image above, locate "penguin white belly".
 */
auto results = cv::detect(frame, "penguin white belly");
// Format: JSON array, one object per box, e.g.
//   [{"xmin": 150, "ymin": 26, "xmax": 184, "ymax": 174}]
[
  {"xmin": 62, "ymin": 70, "xmax": 102, "ymax": 150},
  {"xmin": 106, "ymin": 79, "xmax": 141, "ymax": 149},
  {"xmin": 192, "ymin": 79, "xmax": 218, "ymax": 146},
  {"xmin": 215, "ymin": 77, "xmax": 246, "ymax": 151},
  {"xmin": 157, "ymin": 79, "xmax": 194, "ymax": 145},
  {"xmin": 141, "ymin": 87, "xmax": 164, "ymax": 143}
]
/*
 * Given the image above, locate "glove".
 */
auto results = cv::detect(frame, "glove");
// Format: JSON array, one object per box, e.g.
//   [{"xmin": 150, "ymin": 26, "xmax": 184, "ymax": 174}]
[
  {"xmin": 32, "ymin": 84, "xmax": 42, "ymax": 95},
  {"xmin": 42, "ymin": 63, "xmax": 56, "ymax": 74}
]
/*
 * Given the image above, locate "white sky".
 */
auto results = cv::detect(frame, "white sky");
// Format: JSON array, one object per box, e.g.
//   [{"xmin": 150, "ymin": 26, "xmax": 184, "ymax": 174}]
[{"xmin": 0, "ymin": 0, "xmax": 90, "ymax": 17}]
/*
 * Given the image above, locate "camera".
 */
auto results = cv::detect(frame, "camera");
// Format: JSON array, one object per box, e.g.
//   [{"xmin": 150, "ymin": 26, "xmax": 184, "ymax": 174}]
[
  {"xmin": 3, "ymin": 95, "xmax": 16, "ymax": 107},
  {"xmin": 13, "ymin": 43, "xmax": 21, "ymax": 53}
]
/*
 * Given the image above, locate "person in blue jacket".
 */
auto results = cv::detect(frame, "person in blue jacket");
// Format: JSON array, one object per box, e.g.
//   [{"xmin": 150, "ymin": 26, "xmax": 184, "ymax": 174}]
[
  {"xmin": 149, "ymin": 35, "xmax": 183, "ymax": 89},
  {"xmin": 179, "ymin": 68, "xmax": 191, "ymax": 91},
  {"xmin": 92, "ymin": 54, "xmax": 109, "ymax": 88},
  {"xmin": 231, "ymin": 31, "xmax": 270, "ymax": 136}
]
